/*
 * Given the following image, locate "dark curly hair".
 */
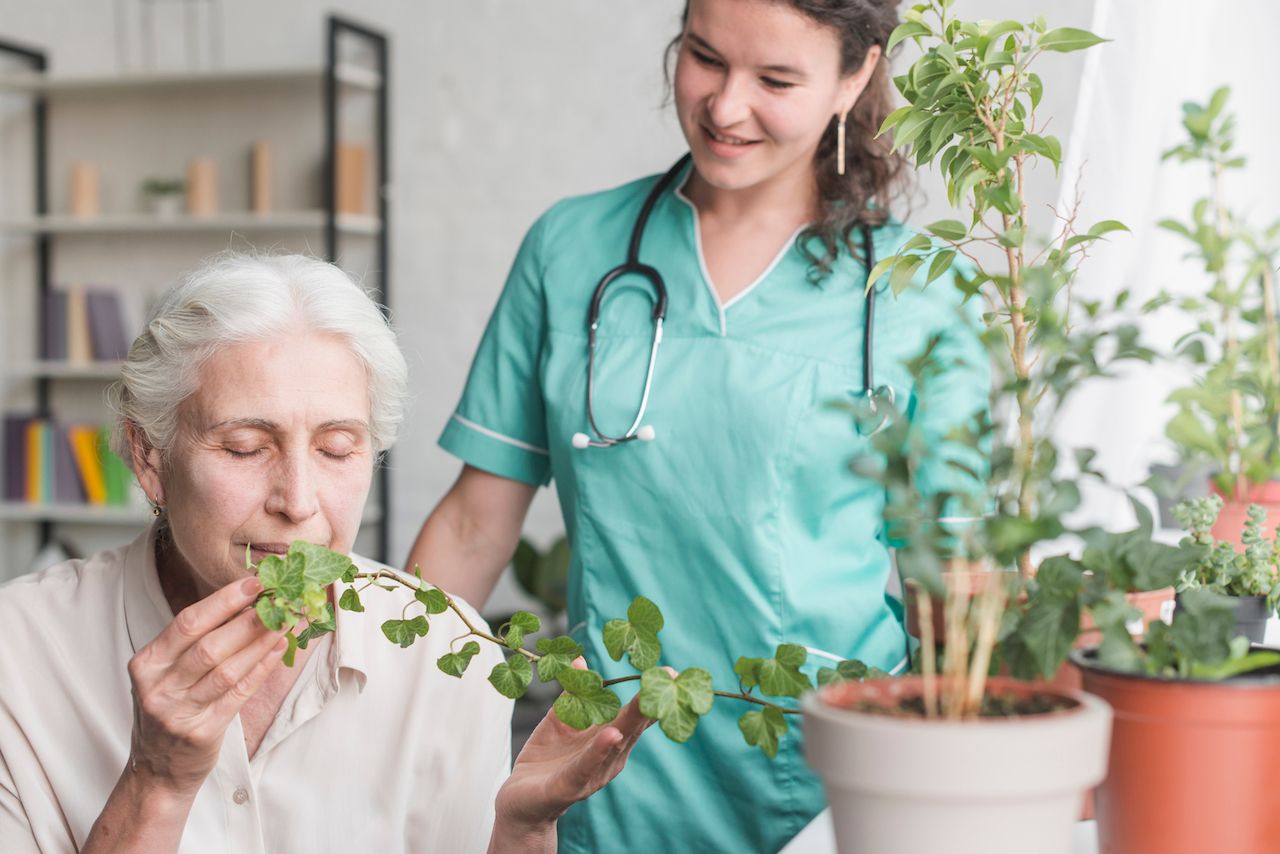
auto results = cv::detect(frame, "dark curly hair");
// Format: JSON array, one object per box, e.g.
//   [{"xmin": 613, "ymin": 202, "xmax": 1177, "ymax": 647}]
[{"xmin": 666, "ymin": 0, "xmax": 910, "ymax": 277}]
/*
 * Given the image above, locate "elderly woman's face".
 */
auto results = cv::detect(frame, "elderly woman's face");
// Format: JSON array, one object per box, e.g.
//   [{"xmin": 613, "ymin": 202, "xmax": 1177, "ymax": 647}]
[{"xmin": 141, "ymin": 330, "xmax": 374, "ymax": 593}]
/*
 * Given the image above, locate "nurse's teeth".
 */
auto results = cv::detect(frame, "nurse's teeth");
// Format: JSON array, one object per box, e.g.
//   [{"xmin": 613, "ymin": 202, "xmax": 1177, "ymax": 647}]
[{"xmin": 709, "ymin": 130, "xmax": 751, "ymax": 145}]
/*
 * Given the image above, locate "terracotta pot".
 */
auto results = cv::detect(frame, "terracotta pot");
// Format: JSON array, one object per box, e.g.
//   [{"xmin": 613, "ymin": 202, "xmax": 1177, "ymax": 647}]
[
  {"xmin": 1074, "ymin": 648, "xmax": 1280, "ymax": 854},
  {"xmin": 1209, "ymin": 481, "xmax": 1280, "ymax": 543},
  {"xmin": 802, "ymin": 676, "xmax": 1111, "ymax": 854}
]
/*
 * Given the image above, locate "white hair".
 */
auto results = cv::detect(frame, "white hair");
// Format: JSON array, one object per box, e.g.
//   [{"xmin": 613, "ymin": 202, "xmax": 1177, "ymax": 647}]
[{"xmin": 109, "ymin": 252, "xmax": 408, "ymax": 465}]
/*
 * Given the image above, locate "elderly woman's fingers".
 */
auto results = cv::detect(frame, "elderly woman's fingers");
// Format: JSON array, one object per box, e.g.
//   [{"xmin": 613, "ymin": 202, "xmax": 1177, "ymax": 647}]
[
  {"xmin": 146, "ymin": 577, "xmax": 264, "ymax": 669},
  {"xmin": 186, "ymin": 619, "xmax": 288, "ymax": 705},
  {"xmin": 210, "ymin": 634, "xmax": 288, "ymax": 718},
  {"xmin": 166, "ymin": 607, "xmax": 278, "ymax": 688}
]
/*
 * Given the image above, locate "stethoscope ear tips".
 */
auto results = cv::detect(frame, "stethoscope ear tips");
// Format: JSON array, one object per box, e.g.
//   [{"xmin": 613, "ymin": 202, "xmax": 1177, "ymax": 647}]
[
  {"xmin": 636, "ymin": 425, "xmax": 656, "ymax": 442},
  {"xmin": 571, "ymin": 432, "xmax": 592, "ymax": 449}
]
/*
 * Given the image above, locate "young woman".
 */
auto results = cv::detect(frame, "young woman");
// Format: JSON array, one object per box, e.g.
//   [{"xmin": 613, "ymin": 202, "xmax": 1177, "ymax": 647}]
[{"xmin": 410, "ymin": 1, "xmax": 988, "ymax": 850}]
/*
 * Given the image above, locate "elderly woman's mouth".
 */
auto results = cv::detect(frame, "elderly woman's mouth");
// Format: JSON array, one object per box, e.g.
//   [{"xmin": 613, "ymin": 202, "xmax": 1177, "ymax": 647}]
[{"xmin": 243, "ymin": 543, "xmax": 291, "ymax": 559}]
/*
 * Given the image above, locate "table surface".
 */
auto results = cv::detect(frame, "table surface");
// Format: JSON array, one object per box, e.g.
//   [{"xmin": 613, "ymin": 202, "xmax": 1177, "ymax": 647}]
[{"xmin": 780, "ymin": 811, "xmax": 1098, "ymax": 854}]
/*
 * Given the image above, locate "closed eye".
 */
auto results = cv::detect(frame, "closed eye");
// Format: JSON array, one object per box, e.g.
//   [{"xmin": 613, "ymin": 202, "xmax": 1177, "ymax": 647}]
[
  {"xmin": 223, "ymin": 447, "xmax": 265, "ymax": 459},
  {"xmin": 761, "ymin": 77, "xmax": 795, "ymax": 91},
  {"xmin": 690, "ymin": 48, "xmax": 723, "ymax": 69}
]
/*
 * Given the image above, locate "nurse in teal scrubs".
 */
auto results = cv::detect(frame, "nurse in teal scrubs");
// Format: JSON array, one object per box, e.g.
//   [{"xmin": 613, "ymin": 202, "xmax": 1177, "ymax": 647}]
[{"xmin": 409, "ymin": 0, "xmax": 988, "ymax": 851}]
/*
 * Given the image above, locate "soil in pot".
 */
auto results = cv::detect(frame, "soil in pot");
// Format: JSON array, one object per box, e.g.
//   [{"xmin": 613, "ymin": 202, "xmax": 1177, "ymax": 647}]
[{"xmin": 1074, "ymin": 648, "xmax": 1280, "ymax": 854}]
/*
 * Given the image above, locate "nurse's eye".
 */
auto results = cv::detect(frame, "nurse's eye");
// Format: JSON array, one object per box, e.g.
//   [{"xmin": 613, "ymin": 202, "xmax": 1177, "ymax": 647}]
[
  {"xmin": 761, "ymin": 76, "xmax": 796, "ymax": 91},
  {"xmin": 690, "ymin": 48, "xmax": 723, "ymax": 69}
]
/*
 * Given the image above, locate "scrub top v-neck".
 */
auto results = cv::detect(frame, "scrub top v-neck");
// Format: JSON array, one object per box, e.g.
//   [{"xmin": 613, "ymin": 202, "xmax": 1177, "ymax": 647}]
[{"xmin": 439, "ymin": 161, "xmax": 989, "ymax": 853}]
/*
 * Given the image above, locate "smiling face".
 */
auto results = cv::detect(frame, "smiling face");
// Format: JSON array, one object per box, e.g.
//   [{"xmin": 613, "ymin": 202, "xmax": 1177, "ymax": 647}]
[
  {"xmin": 131, "ymin": 330, "xmax": 374, "ymax": 601},
  {"xmin": 673, "ymin": 0, "xmax": 879, "ymax": 200}
]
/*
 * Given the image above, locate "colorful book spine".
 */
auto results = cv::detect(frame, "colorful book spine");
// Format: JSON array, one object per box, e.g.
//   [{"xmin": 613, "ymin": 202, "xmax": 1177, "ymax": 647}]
[{"xmin": 68, "ymin": 425, "xmax": 107, "ymax": 505}]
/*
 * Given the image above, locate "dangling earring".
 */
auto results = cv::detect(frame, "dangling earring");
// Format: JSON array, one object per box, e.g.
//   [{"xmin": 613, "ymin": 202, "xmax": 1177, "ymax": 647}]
[
  {"xmin": 152, "ymin": 505, "xmax": 162, "ymax": 517},
  {"xmin": 837, "ymin": 113, "xmax": 848, "ymax": 177}
]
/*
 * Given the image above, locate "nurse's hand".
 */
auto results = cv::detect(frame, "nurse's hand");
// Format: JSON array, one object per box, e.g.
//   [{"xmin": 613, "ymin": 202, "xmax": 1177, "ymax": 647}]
[{"xmin": 487, "ymin": 659, "xmax": 660, "ymax": 854}]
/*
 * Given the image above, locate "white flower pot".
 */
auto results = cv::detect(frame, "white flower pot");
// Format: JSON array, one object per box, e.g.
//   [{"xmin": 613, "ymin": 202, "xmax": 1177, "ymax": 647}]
[{"xmin": 801, "ymin": 677, "xmax": 1111, "ymax": 854}]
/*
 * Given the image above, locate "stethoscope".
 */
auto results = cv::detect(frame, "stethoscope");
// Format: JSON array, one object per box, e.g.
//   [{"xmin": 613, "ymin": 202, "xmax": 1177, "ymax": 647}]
[{"xmin": 570, "ymin": 153, "xmax": 895, "ymax": 450}]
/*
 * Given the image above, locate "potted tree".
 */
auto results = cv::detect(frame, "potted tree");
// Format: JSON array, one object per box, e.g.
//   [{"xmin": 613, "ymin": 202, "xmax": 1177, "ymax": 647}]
[{"xmin": 1157, "ymin": 87, "xmax": 1280, "ymax": 541}]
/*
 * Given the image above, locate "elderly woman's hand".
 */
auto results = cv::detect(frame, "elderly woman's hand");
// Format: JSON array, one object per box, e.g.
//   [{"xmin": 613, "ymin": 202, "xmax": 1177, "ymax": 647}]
[
  {"xmin": 125, "ymin": 576, "xmax": 286, "ymax": 797},
  {"xmin": 487, "ymin": 659, "xmax": 660, "ymax": 853}
]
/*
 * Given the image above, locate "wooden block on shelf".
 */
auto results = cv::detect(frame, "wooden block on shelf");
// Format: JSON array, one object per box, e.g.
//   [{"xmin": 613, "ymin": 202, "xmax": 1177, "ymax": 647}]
[
  {"xmin": 66, "ymin": 286, "xmax": 93, "ymax": 365},
  {"xmin": 250, "ymin": 141, "xmax": 272, "ymax": 214},
  {"xmin": 69, "ymin": 161, "xmax": 100, "ymax": 218},
  {"xmin": 187, "ymin": 157, "xmax": 218, "ymax": 217},
  {"xmin": 336, "ymin": 143, "xmax": 369, "ymax": 215}
]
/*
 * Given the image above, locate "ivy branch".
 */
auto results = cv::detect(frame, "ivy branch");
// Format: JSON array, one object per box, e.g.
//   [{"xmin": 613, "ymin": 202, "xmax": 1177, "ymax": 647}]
[{"xmin": 249, "ymin": 541, "xmax": 885, "ymax": 759}]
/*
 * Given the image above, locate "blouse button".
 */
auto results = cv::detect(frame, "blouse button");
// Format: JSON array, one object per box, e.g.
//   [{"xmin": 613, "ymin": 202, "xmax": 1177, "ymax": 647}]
[{"xmin": 233, "ymin": 786, "xmax": 250, "ymax": 805}]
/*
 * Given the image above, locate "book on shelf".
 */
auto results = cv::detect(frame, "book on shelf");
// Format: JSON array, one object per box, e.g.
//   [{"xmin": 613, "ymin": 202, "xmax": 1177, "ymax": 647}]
[
  {"xmin": 40, "ymin": 285, "xmax": 132, "ymax": 363},
  {"xmin": 2, "ymin": 415, "xmax": 133, "ymax": 508}
]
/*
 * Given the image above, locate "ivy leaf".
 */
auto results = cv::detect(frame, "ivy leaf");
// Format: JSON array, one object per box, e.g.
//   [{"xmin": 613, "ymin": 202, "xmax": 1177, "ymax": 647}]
[
  {"xmin": 535, "ymin": 635, "xmax": 585, "ymax": 682},
  {"xmin": 338, "ymin": 587, "xmax": 364, "ymax": 613},
  {"xmin": 282, "ymin": 631, "xmax": 299, "ymax": 667},
  {"xmin": 734, "ymin": 656, "xmax": 763, "ymax": 691},
  {"xmin": 816, "ymin": 658, "xmax": 889, "ymax": 687},
  {"xmin": 290, "ymin": 540, "xmax": 354, "ymax": 589},
  {"xmin": 638, "ymin": 667, "xmax": 714, "ymax": 742},
  {"xmin": 437, "ymin": 641, "xmax": 482, "ymax": 678},
  {"xmin": 489, "ymin": 654, "xmax": 533, "ymax": 699},
  {"xmin": 256, "ymin": 554, "xmax": 302, "ymax": 600},
  {"xmin": 255, "ymin": 595, "xmax": 292, "ymax": 631},
  {"xmin": 381, "ymin": 616, "xmax": 429, "ymax": 648},
  {"xmin": 415, "ymin": 586, "xmax": 448, "ymax": 615},
  {"xmin": 602, "ymin": 596, "xmax": 664, "ymax": 671},
  {"xmin": 503, "ymin": 611, "xmax": 542, "ymax": 650},
  {"xmin": 739, "ymin": 707, "xmax": 789, "ymax": 758},
  {"xmin": 295, "ymin": 607, "xmax": 335, "ymax": 649},
  {"xmin": 553, "ymin": 667, "xmax": 622, "ymax": 730},
  {"xmin": 755, "ymin": 644, "xmax": 813, "ymax": 698}
]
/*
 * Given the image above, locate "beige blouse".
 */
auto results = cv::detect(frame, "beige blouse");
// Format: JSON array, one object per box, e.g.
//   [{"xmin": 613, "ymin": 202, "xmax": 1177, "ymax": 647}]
[{"xmin": 0, "ymin": 526, "xmax": 513, "ymax": 853}]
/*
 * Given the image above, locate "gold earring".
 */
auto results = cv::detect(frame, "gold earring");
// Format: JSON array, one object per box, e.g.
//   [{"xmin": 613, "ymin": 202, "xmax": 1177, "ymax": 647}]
[
  {"xmin": 837, "ymin": 114, "xmax": 847, "ymax": 176},
  {"xmin": 150, "ymin": 500, "xmax": 163, "ymax": 517}
]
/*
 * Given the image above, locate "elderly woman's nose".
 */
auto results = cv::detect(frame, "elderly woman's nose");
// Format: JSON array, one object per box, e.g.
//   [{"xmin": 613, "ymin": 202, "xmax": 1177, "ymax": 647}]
[{"xmin": 265, "ymin": 453, "xmax": 321, "ymax": 521}]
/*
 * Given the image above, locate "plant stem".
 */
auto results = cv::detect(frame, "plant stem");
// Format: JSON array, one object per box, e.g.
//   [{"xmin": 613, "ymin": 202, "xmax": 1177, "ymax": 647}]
[{"xmin": 599, "ymin": 675, "xmax": 802, "ymax": 715}]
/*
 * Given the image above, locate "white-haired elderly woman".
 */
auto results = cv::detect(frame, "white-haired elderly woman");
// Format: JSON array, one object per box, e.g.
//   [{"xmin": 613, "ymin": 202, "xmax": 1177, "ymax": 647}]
[{"xmin": 0, "ymin": 254, "xmax": 652, "ymax": 854}]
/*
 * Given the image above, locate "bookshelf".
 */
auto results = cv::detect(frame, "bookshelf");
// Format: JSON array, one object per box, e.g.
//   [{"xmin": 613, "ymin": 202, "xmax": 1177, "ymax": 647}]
[{"xmin": 0, "ymin": 17, "xmax": 392, "ymax": 576}]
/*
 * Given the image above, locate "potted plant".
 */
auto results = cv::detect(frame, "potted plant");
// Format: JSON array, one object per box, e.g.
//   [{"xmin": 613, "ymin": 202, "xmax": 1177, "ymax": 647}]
[
  {"xmin": 1157, "ymin": 87, "xmax": 1280, "ymax": 541},
  {"xmin": 797, "ymin": 4, "xmax": 1140, "ymax": 851},
  {"xmin": 1172, "ymin": 495, "xmax": 1280, "ymax": 643},
  {"xmin": 1073, "ymin": 588, "xmax": 1280, "ymax": 854},
  {"xmin": 140, "ymin": 177, "xmax": 185, "ymax": 217}
]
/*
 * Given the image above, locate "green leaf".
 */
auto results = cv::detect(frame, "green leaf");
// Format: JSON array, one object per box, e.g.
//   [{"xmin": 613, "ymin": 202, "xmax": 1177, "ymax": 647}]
[
  {"xmin": 755, "ymin": 644, "xmax": 813, "ymax": 699},
  {"xmin": 381, "ymin": 616, "xmax": 430, "ymax": 648},
  {"xmin": 503, "ymin": 610, "xmax": 542, "ymax": 650},
  {"xmin": 535, "ymin": 635, "xmax": 585, "ymax": 681},
  {"xmin": 738, "ymin": 707, "xmax": 789, "ymax": 758},
  {"xmin": 282, "ymin": 631, "xmax": 299, "ymax": 667},
  {"xmin": 877, "ymin": 104, "xmax": 914, "ymax": 138},
  {"xmin": 924, "ymin": 249, "xmax": 957, "ymax": 287},
  {"xmin": 602, "ymin": 596, "xmax": 664, "ymax": 670},
  {"xmin": 1037, "ymin": 27, "xmax": 1107, "ymax": 53},
  {"xmin": 890, "ymin": 255, "xmax": 924, "ymax": 296},
  {"xmin": 256, "ymin": 554, "xmax": 303, "ymax": 600},
  {"xmin": 816, "ymin": 658, "xmax": 890, "ymax": 687},
  {"xmin": 254, "ymin": 595, "xmax": 291, "ymax": 631},
  {"xmin": 415, "ymin": 586, "xmax": 448, "ymax": 615},
  {"xmin": 488, "ymin": 654, "xmax": 533, "ymax": 699},
  {"xmin": 886, "ymin": 20, "xmax": 932, "ymax": 55},
  {"xmin": 338, "ymin": 587, "xmax": 364, "ymax": 613},
  {"xmin": 295, "ymin": 608, "xmax": 335, "ymax": 649},
  {"xmin": 553, "ymin": 667, "xmax": 622, "ymax": 729},
  {"xmin": 925, "ymin": 219, "xmax": 968, "ymax": 241},
  {"xmin": 290, "ymin": 540, "xmax": 355, "ymax": 589},
  {"xmin": 638, "ymin": 667, "xmax": 715, "ymax": 742},
  {"xmin": 437, "ymin": 641, "xmax": 482, "ymax": 678},
  {"xmin": 1087, "ymin": 220, "xmax": 1129, "ymax": 239}
]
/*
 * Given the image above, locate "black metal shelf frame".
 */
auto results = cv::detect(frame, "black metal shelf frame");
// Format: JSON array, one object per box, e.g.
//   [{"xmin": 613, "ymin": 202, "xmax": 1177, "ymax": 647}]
[{"xmin": 0, "ymin": 16, "xmax": 392, "ymax": 562}]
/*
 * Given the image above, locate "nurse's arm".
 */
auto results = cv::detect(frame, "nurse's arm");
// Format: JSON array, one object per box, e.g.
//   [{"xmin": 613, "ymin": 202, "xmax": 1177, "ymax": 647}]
[{"xmin": 405, "ymin": 464, "xmax": 537, "ymax": 609}]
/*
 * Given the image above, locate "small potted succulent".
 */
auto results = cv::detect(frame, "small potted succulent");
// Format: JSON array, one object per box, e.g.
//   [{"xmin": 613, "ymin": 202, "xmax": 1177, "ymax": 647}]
[
  {"xmin": 1157, "ymin": 87, "xmax": 1280, "ymax": 541},
  {"xmin": 1172, "ymin": 495, "xmax": 1280, "ymax": 643},
  {"xmin": 140, "ymin": 177, "xmax": 185, "ymax": 218}
]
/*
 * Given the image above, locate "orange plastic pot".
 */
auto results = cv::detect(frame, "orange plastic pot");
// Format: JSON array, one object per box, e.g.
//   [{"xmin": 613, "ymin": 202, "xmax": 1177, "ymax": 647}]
[
  {"xmin": 1209, "ymin": 480, "xmax": 1280, "ymax": 543},
  {"xmin": 1074, "ymin": 649, "xmax": 1280, "ymax": 854}
]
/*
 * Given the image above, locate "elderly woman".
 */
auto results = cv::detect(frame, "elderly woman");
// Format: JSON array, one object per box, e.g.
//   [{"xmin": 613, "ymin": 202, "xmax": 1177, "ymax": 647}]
[{"xmin": 0, "ymin": 254, "xmax": 652, "ymax": 853}]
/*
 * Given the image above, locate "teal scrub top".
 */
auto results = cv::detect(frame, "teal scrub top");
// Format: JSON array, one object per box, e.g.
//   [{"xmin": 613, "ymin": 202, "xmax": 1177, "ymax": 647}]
[{"xmin": 439, "ymin": 161, "xmax": 989, "ymax": 853}]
